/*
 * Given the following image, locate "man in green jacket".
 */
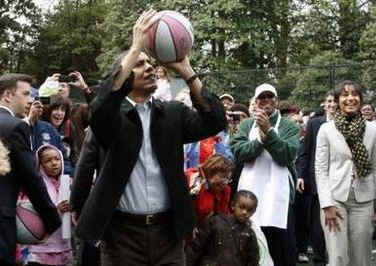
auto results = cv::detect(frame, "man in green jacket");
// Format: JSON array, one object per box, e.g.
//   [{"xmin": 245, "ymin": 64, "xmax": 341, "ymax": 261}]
[{"xmin": 231, "ymin": 83, "xmax": 299, "ymax": 266}]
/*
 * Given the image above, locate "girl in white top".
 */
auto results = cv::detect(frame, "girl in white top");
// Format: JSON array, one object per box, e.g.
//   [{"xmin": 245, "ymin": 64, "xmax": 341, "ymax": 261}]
[{"xmin": 153, "ymin": 66, "xmax": 172, "ymax": 102}]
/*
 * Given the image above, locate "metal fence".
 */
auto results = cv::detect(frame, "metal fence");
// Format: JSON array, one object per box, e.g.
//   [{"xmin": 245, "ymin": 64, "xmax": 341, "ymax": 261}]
[
  {"xmin": 79, "ymin": 62, "xmax": 376, "ymax": 109},
  {"xmin": 195, "ymin": 63, "xmax": 376, "ymax": 107}
]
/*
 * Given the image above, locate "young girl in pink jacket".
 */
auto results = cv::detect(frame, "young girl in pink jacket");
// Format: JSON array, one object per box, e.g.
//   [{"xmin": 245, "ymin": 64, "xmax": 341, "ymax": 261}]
[{"xmin": 26, "ymin": 144, "xmax": 72, "ymax": 266}]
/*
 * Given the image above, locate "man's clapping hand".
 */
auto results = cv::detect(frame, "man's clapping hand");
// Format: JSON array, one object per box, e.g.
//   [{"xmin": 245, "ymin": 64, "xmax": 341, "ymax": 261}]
[{"xmin": 253, "ymin": 108, "xmax": 271, "ymax": 134}]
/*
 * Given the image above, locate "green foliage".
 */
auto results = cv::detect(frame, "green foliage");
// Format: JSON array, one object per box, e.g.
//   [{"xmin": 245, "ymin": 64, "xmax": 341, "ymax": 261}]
[
  {"xmin": 359, "ymin": 6, "xmax": 376, "ymax": 61},
  {"xmin": 359, "ymin": 63, "xmax": 376, "ymax": 104},
  {"xmin": 97, "ymin": 0, "xmax": 303, "ymax": 73},
  {"xmin": 289, "ymin": 51, "xmax": 360, "ymax": 108},
  {"xmin": 290, "ymin": 0, "xmax": 371, "ymax": 65},
  {"xmin": 22, "ymin": 0, "xmax": 109, "ymax": 84},
  {"xmin": 95, "ymin": 0, "xmax": 305, "ymax": 105},
  {"xmin": 0, "ymin": 0, "xmax": 42, "ymax": 72},
  {"xmin": 2, "ymin": 0, "xmax": 376, "ymax": 108}
]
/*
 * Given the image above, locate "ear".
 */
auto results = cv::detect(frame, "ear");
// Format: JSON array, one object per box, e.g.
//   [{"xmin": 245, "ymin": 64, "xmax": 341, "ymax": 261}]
[{"xmin": 1, "ymin": 89, "xmax": 14, "ymax": 103}]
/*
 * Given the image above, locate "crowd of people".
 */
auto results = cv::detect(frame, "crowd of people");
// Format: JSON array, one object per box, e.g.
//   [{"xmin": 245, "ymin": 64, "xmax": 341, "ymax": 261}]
[{"xmin": 1, "ymin": 9, "xmax": 376, "ymax": 266}]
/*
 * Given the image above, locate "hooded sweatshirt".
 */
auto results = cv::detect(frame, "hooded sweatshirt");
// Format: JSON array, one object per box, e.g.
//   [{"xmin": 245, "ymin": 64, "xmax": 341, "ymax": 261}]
[{"xmin": 28, "ymin": 144, "xmax": 71, "ymax": 253}]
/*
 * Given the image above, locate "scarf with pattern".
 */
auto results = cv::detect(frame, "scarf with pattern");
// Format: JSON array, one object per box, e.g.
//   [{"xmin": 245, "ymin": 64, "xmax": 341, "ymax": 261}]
[{"xmin": 333, "ymin": 111, "xmax": 372, "ymax": 178}]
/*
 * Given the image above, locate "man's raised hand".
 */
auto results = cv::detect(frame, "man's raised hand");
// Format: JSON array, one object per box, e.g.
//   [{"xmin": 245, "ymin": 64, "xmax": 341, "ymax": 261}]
[
  {"xmin": 132, "ymin": 9, "xmax": 157, "ymax": 52},
  {"xmin": 166, "ymin": 56, "xmax": 194, "ymax": 81}
]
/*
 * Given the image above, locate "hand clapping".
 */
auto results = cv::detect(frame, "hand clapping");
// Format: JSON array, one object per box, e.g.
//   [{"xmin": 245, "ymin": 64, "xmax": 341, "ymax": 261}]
[{"xmin": 253, "ymin": 108, "xmax": 271, "ymax": 134}]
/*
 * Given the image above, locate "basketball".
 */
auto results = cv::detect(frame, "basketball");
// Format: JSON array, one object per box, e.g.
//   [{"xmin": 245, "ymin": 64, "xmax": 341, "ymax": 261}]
[
  {"xmin": 145, "ymin": 10, "xmax": 194, "ymax": 63},
  {"xmin": 16, "ymin": 201, "xmax": 47, "ymax": 244}
]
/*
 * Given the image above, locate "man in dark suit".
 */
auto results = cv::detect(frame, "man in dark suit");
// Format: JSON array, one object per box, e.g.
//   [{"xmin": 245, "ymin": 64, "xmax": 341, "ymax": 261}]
[
  {"xmin": 297, "ymin": 90, "xmax": 336, "ymax": 266},
  {"xmin": 71, "ymin": 10, "xmax": 226, "ymax": 265},
  {"xmin": 0, "ymin": 73, "xmax": 61, "ymax": 266}
]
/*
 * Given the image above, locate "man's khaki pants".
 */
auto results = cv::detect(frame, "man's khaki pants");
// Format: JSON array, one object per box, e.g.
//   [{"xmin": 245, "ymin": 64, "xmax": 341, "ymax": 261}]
[{"xmin": 321, "ymin": 189, "xmax": 374, "ymax": 266}]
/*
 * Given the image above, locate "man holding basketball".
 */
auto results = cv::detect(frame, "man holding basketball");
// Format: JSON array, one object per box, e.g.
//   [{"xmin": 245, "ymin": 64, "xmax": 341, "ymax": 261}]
[{"xmin": 71, "ymin": 9, "xmax": 226, "ymax": 265}]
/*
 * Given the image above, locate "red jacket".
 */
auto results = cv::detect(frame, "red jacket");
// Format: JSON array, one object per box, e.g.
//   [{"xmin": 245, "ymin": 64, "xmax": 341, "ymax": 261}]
[{"xmin": 185, "ymin": 168, "xmax": 231, "ymax": 225}]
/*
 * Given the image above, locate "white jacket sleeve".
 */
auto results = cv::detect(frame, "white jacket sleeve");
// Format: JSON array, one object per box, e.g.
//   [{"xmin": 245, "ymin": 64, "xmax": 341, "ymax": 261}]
[
  {"xmin": 370, "ymin": 124, "xmax": 376, "ymax": 199},
  {"xmin": 315, "ymin": 126, "xmax": 335, "ymax": 208},
  {"xmin": 38, "ymin": 79, "xmax": 59, "ymax": 97}
]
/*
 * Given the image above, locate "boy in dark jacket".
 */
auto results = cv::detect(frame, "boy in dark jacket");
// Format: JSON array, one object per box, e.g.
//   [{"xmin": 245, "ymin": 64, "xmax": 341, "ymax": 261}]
[{"xmin": 186, "ymin": 190, "xmax": 260, "ymax": 266}]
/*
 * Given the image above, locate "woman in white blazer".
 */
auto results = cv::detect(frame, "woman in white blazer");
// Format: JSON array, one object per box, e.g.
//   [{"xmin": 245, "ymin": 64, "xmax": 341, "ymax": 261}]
[{"xmin": 315, "ymin": 80, "xmax": 376, "ymax": 266}]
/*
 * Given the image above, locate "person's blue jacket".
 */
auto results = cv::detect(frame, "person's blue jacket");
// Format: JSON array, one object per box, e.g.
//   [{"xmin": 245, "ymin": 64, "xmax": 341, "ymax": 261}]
[
  {"xmin": 30, "ymin": 120, "xmax": 74, "ymax": 176},
  {"xmin": 184, "ymin": 131, "xmax": 233, "ymax": 169}
]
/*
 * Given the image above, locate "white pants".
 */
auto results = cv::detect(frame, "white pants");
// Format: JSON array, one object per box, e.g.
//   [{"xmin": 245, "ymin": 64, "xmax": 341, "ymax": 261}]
[{"xmin": 321, "ymin": 188, "xmax": 374, "ymax": 266}]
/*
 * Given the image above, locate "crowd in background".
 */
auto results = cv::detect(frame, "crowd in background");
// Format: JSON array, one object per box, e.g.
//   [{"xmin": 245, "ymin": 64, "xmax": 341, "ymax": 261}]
[
  {"xmin": 2, "ymin": 8, "xmax": 376, "ymax": 266},
  {"xmin": 1, "ymin": 66, "xmax": 376, "ymax": 266}
]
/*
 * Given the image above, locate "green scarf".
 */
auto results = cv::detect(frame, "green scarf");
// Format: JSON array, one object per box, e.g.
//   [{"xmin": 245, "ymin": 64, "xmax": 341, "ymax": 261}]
[{"xmin": 333, "ymin": 111, "xmax": 372, "ymax": 178}]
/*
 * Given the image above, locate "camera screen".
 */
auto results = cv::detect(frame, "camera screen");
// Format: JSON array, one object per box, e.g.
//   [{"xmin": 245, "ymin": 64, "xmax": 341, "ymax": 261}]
[
  {"xmin": 59, "ymin": 75, "xmax": 76, "ymax": 83},
  {"xmin": 39, "ymin": 97, "xmax": 50, "ymax": 105}
]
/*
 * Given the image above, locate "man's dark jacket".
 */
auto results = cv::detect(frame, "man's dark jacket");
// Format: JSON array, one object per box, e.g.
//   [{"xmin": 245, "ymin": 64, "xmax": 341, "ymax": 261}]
[
  {"xmin": 298, "ymin": 116, "xmax": 326, "ymax": 194},
  {"xmin": 70, "ymin": 128, "xmax": 105, "ymax": 215},
  {"xmin": 0, "ymin": 108, "xmax": 61, "ymax": 264},
  {"xmin": 75, "ymin": 73, "xmax": 227, "ymax": 242}
]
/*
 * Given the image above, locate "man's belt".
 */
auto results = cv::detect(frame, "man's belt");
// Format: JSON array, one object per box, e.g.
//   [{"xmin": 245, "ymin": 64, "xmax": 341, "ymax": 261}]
[{"xmin": 114, "ymin": 210, "xmax": 172, "ymax": 226}]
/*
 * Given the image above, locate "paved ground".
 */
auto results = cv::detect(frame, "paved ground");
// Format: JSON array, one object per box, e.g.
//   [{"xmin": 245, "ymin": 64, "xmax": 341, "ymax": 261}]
[
  {"xmin": 71, "ymin": 240, "xmax": 376, "ymax": 265},
  {"xmin": 297, "ymin": 242, "xmax": 376, "ymax": 266}
]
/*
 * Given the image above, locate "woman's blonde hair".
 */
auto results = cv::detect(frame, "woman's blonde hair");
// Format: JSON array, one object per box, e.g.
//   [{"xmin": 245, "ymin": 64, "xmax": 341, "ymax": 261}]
[{"xmin": 0, "ymin": 140, "xmax": 10, "ymax": 175}]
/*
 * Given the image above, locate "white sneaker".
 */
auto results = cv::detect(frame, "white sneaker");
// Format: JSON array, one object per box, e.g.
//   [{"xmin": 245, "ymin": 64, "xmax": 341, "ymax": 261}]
[
  {"xmin": 307, "ymin": 246, "xmax": 313, "ymax": 254},
  {"xmin": 298, "ymin": 253, "xmax": 309, "ymax": 263}
]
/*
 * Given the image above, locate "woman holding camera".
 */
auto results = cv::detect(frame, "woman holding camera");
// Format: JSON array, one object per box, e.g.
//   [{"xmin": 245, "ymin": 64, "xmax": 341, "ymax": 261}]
[
  {"xmin": 42, "ymin": 95, "xmax": 80, "ymax": 167},
  {"xmin": 315, "ymin": 80, "xmax": 376, "ymax": 266}
]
